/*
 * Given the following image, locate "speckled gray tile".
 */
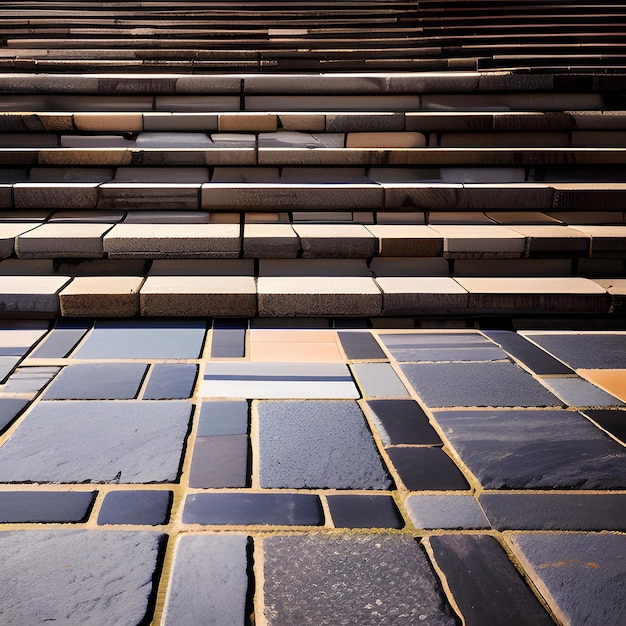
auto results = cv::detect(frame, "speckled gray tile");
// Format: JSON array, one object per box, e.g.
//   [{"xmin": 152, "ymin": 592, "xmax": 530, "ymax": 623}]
[
  {"xmin": 143, "ymin": 364, "xmax": 197, "ymax": 400},
  {"xmin": 352, "ymin": 362, "xmax": 410, "ymax": 397},
  {"xmin": 197, "ymin": 401, "xmax": 248, "ymax": 436},
  {"xmin": 74, "ymin": 320, "xmax": 206, "ymax": 359},
  {"xmin": 326, "ymin": 494, "xmax": 403, "ymax": 529},
  {"xmin": 337, "ymin": 331, "xmax": 386, "ymax": 359},
  {"xmin": 427, "ymin": 535, "xmax": 555, "ymax": 626},
  {"xmin": 406, "ymin": 495, "xmax": 490, "ymax": 529},
  {"xmin": 541, "ymin": 376, "xmax": 624, "ymax": 407},
  {"xmin": 262, "ymin": 534, "xmax": 456, "ymax": 626},
  {"xmin": 257, "ymin": 401, "xmax": 391, "ymax": 489},
  {"xmin": 434, "ymin": 409, "xmax": 626, "ymax": 489},
  {"xmin": 162, "ymin": 535, "xmax": 249, "ymax": 626},
  {"xmin": 0, "ymin": 491, "xmax": 96, "ymax": 523},
  {"xmin": 480, "ymin": 493, "xmax": 626, "ymax": 530},
  {"xmin": 0, "ymin": 401, "xmax": 192, "ymax": 483},
  {"xmin": 97, "ymin": 490, "xmax": 172, "ymax": 526},
  {"xmin": 402, "ymin": 362, "xmax": 561, "ymax": 407},
  {"xmin": 43, "ymin": 363, "xmax": 148, "ymax": 400},
  {"xmin": 509, "ymin": 533, "xmax": 626, "ymax": 626},
  {"xmin": 188, "ymin": 435, "xmax": 248, "ymax": 488},
  {"xmin": 0, "ymin": 398, "xmax": 29, "ymax": 432}
]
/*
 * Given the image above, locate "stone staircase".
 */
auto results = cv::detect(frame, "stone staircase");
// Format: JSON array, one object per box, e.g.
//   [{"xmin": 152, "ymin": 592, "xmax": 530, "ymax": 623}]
[{"xmin": 0, "ymin": 2, "xmax": 625, "ymax": 320}]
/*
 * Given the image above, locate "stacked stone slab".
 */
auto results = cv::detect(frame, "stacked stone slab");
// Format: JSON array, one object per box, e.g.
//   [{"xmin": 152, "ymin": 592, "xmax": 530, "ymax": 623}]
[{"xmin": 0, "ymin": 2, "xmax": 624, "ymax": 318}]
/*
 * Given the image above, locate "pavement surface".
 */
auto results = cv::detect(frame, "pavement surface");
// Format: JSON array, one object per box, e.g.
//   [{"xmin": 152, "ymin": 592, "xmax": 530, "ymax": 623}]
[{"xmin": 0, "ymin": 318, "xmax": 624, "ymax": 625}]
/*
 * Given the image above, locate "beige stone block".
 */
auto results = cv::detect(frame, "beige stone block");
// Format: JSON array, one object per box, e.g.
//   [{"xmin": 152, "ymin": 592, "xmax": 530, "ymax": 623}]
[
  {"xmin": 219, "ymin": 114, "xmax": 277, "ymax": 132},
  {"xmin": 0, "ymin": 223, "xmax": 40, "ymax": 258},
  {"xmin": 0, "ymin": 275, "xmax": 71, "ymax": 315},
  {"xmin": 140, "ymin": 275, "xmax": 257, "ymax": 317},
  {"xmin": 569, "ymin": 225, "xmax": 626, "ymax": 257},
  {"xmin": 377, "ymin": 276, "xmax": 468, "ymax": 314},
  {"xmin": 16, "ymin": 223, "xmax": 112, "ymax": 258},
  {"xmin": 487, "ymin": 212, "xmax": 562, "ymax": 224},
  {"xmin": 577, "ymin": 369, "xmax": 626, "ymax": 402},
  {"xmin": 244, "ymin": 224, "xmax": 299, "ymax": 258},
  {"xmin": 432, "ymin": 224, "xmax": 525, "ymax": 258},
  {"xmin": 59, "ymin": 276, "xmax": 143, "ymax": 317},
  {"xmin": 346, "ymin": 133, "xmax": 426, "ymax": 148},
  {"xmin": 508, "ymin": 225, "xmax": 590, "ymax": 257},
  {"xmin": 14, "ymin": 183, "xmax": 100, "ymax": 210},
  {"xmin": 74, "ymin": 113, "xmax": 143, "ymax": 132},
  {"xmin": 365, "ymin": 225, "xmax": 443, "ymax": 257},
  {"xmin": 293, "ymin": 224, "xmax": 376, "ymax": 259}
]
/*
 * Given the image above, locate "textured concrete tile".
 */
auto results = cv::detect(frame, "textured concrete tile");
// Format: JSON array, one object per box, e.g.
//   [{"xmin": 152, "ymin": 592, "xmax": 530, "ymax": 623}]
[
  {"xmin": 0, "ymin": 491, "xmax": 96, "ymax": 523},
  {"xmin": 480, "ymin": 493, "xmax": 626, "ymax": 531},
  {"xmin": 243, "ymin": 223, "xmax": 299, "ymax": 258},
  {"xmin": 0, "ymin": 401, "xmax": 191, "ymax": 483},
  {"xmin": 327, "ymin": 494, "xmax": 403, "ymax": 529},
  {"xmin": 97, "ymin": 490, "xmax": 171, "ymax": 525},
  {"xmin": 293, "ymin": 224, "xmax": 376, "ymax": 259},
  {"xmin": 365, "ymin": 399, "xmax": 442, "ymax": 446},
  {"xmin": 582, "ymin": 409, "xmax": 626, "ymax": 443},
  {"xmin": 188, "ymin": 435, "xmax": 248, "ymax": 488},
  {"xmin": 352, "ymin": 362, "xmax": 410, "ymax": 397},
  {"xmin": 16, "ymin": 223, "xmax": 111, "ymax": 258},
  {"xmin": 183, "ymin": 492, "xmax": 323, "ymax": 526},
  {"xmin": 75, "ymin": 320, "xmax": 206, "ymax": 359},
  {"xmin": 364, "ymin": 224, "xmax": 443, "ymax": 256},
  {"xmin": 434, "ymin": 409, "xmax": 626, "ymax": 489},
  {"xmin": 197, "ymin": 401, "xmax": 248, "ymax": 436},
  {"xmin": 406, "ymin": 495, "xmax": 489, "ymax": 529},
  {"xmin": 542, "ymin": 376, "xmax": 624, "ymax": 407},
  {"xmin": 377, "ymin": 278, "xmax": 469, "ymax": 315},
  {"xmin": 59, "ymin": 276, "xmax": 143, "ymax": 317},
  {"xmin": 162, "ymin": 535, "xmax": 248, "ymax": 626},
  {"xmin": 0, "ymin": 275, "xmax": 71, "ymax": 314},
  {"xmin": 509, "ymin": 533, "xmax": 626, "ymax": 626},
  {"xmin": 257, "ymin": 401, "xmax": 391, "ymax": 489},
  {"xmin": 262, "ymin": 534, "xmax": 456, "ymax": 626},
  {"xmin": 386, "ymin": 447, "xmax": 470, "ymax": 491},
  {"xmin": 143, "ymin": 364, "xmax": 198, "ymax": 400},
  {"xmin": 43, "ymin": 363, "xmax": 147, "ymax": 400},
  {"xmin": 0, "ymin": 530, "xmax": 164, "ymax": 625},
  {"xmin": 427, "ymin": 535, "xmax": 555, "ymax": 626},
  {"xmin": 578, "ymin": 370, "xmax": 626, "ymax": 403},
  {"xmin": 432, "ymin": 224, "xmax": 526, "ymax": 258},
  {"xmin": 337, "ymin": 331, "xmax": 386, "ymax": 360},
  {"xmin": 401, "ymin": 362, "xmax": 561, "ymax": 407}
]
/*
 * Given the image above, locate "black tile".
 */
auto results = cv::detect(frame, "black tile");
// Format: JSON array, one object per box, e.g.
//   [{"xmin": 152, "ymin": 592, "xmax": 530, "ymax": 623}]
[
  {"xmin": 365, "ymin": 399, "xmax": 442, "ymax": 446},
  {"xmin": 183, "ymin": 492, "xmax": 323, "ymax": 526},
  {"xmin": 0, "ymin": 491, "xmax": 96, "ymax": 523},
  {"xmin": 211, "ymin": 319, "xmax": 246, "ymax": 358},
  {"xmin": 188, "ymin": 435, "xmax": 249, "ymax": 488},
  {"xmin": 583, "ymin": 409, "xmax": 626, "ymax": 444},
  {"xmin": 337, "ymin": 331, "xmax": 386, "ymax": 359},
  {"xmin": 482, "ymin": 330, "xmax": 574, "ymax": 375},
  {"xmin": 97, "ymin": 490, "xmax": 172, "ymax": 525},
  {"xmin": 327, "ymin": 494, "xmax": 403, "ymax": 528},
  {"xmin": 386, "ymin": 447, "xmax": 470, "ymax": 491},
  {"xmin": 0, "ymin": 398, "xmax": 29, "ymax": 433},
  {"xmin": 427, "ymin": 535, "xmax": 555, "ymax": 626},
  {"xmin": 143, "ymin": 363, "xmax": 198, "ymax": 399}
]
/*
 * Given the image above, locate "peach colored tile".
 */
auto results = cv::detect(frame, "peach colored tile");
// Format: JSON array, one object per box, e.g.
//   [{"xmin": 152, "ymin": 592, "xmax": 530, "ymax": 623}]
[
  {"xmin": 249, "ymin": 330, "xmax": 343, "ymax": 362},
  {"xmin": 577, "ymin": 370, "xmax": 626, "ymax": 403},
  {"xmin": 250, "ymin": 330, "xmax": 336, "ymax": 343}
]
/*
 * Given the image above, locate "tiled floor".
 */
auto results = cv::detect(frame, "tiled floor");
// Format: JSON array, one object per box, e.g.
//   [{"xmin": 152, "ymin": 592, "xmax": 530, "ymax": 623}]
[{"xmin": 0, "ymin": 320, "xmax": 624, "ymax": 624}]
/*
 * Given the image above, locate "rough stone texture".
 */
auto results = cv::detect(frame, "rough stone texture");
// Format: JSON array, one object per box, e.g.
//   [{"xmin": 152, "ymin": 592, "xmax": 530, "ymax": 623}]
[
  {"xmin": 434, "ymin": 409, "xmax": 626, "ymax": 489},
  {"xmin": 509, "ymin": 533, "xmax": 626, "ymax": 626},
  {"xmin": 327, "ymin": 494, "xmax": 403, "ymax": 529},
  {"xmin": 293, "ymin": 224, "xmax": 377, "ymax": 259},
  {"xmin": 0, "ymin": 491, "xmax": 96, "ymax": 523},
  {"xmin": 582, "ymin": 409, "xmax": 626, "ymax": 443},
  {"xmin": 257, "ymin": 400, "xmax": 391, "ymax": 489},
  {"xmin": 406, "ymin": 495, "xmax": 490, "ymax": 529},
  {"xmin": 365, "ymin": 224, "xmax": 443, "ymax": 257},
  {"xmin": 1, "ymin": 366, "xmax": 60, "ymax": 395},
  {"xmin": 16, "ymin": 223, "xmax": 112, "ymax": 258},
  {"xmin": 427, "ymin": 535, "xmax": 555, "ymax": 626},
  {"xmin": 97, "ymin": 490, "xmax": 172, "ymax": 526},
  {"xmin": 243, "ymin": 223, "xmax": 299, "ymax": 258},
  {"xmin": 0, "ymin": 530, "xmax": 165, "ymax": 624},
  {"xmin": 59, "ymin": 276, "xmax": 143, "ymax": 317},
  {"xmin": 162, "ymin": 534, "xmax": 249, "ymax": 626},
  {"xmin": 0, "ymin": 275, "xmax": 71, "ymax": 315},
  {"xmin": 143, "ymin": 363, "xmax": 198, "ymax": 400},
  {"xmin": 0, "ymin": 401, "xmax": 192, "ymax": 483},
  {"xmin": 377, "ymin": 277, "xmax": 469, "ymax": 315},
  {"xmin": 262, "ymin": 534, "xmax": 456, "ymax": 626},
  {"xmin": 352, "ymin": 362, "xmax": 410, "ymax": 397}
]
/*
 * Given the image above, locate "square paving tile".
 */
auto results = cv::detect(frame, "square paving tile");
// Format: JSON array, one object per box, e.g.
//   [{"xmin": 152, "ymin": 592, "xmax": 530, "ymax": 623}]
[
  {"xmin": 326, "ymin": 494, "xmax": 403, "ymax": 529},
  {"xmin": 0, "ymin": 491, "xmax": 96, "ymax": 523},
  {"xmin": 433, "ymin": 409, "xmax": 626, "ymax": 489},
  {"xmin": 0, "ymin": 401, "xmax": 192, "ymax": 483},
  {"xmin": 188, "ymin": 435, "xmax": 249, "ymax": 488},
  {"xmin": 197, "ymin": 401, "xmax": 248, "ymax": 436},
  {"xmin": 97, "ymin": 490, "xmax": 172, "ymax": 525},
  {"xmin": 337, "ymin": 331, "xmax": 387, "ymax": 359},
  {"xmin": 257, "ymin": 401, "xmax": 391, "ymax": 489},
  {"xmin": 143, "ymin": 364, "xmax": 198, "ymax": 400}
]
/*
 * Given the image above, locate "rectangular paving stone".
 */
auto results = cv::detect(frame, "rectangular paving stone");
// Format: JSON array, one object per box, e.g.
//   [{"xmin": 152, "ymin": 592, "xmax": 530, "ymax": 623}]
[
  {"xmin": 508, "ymin": 533, "xmax": 626, "ymax": 626},
  {"xmin": 262, "ymin": 534, "xmax": 456, "ymax": 626},
  {"xmin": 0, "ymin": 491, "xmax": 96, "ymax": 523},
  {"xmin": 74, "ymin": 320, "xmax": 206, "ymax": 359},
  {"xmin": 351, "ymin": 362, "xmax": 410, "ymax": 398},
  {"xmin": 1, "ymin": 366, "xmax": 60, "ymax": 395},
  {"xmin": 197, "ymin": 401, "xmax": 249, "ymax": 436},
  {"xmin": 16, "ymin": 223, "xmax": 112, "ymax": 258},
  {"xmin": 426, "ymin": 535, "xmax": 555, "ymax": 626},
  {"xmin": 0, "ymin": 530, "xmax": 165, "ymax": 625},
  {"xmin": 0, "ymin": 223, "xmax": 41, "ymax": 258},
  {"xmin": 337, "ymin": 331, "xmax": 386, "ymax": 360},
  {"xmin": 365, "ymin": 399, "xmax": 443, "ymax": 446},
  {"xmin": 14, "ymin": 183, "xmax": 99, "ymax": 210},
  {"xmin": 542, "ymin": 376, "xmax": 624, "ymax": 407},
  {"xmin": 243, "ymin": 223, "xmax": 299, "ymax": 258},
  {"xmin": 97, "ymin": 490, "xmax": 171, "ymax": 526},
  {"xmin": 365, "ymin": 224, "xmax": 443, "ymax": 257},
  {"xmin": 0, "ymin": 356, "xmax": 20, "ymax": 383},
  {"xmin": 326, "ymin": 494, "xmax": 403, "ymax": 529},
  {"xmin": 377, "ymin": 277, "xmax": 469, "ymax": 315},
  {"xmin": 0, "ymin": 401, "xmax": 192, "ymax": 483},
  {"xmin": 249, "ymin": 329, "xmax": 343, "ymax": 363},
  {"xmin": 480, "ymin": 493, "xmax": 626, "ymax": 531},
  {"xmin": 162, "ymin": 535, "xmax": 249, "ymax": 626},
  {"xmin": 406, "ymin": 495, "xmax": 489, "ymax": 529},
  {"xmin": 143, "ymin": 364, "xmax": 198, "ymax": 400},
  {"xmin": 211, "ymin": 319, "xmax": 247, "ymax": 358},
  {"xmin": 386, "ymin": 447, "xmax": 470, "ymax": 491},
  {"xmin": 0, "ymin": 398, "xmax": 29, "ymax": 433},
  {"xmin": 433, "ymin": 409, "xmax": 626, "ymax": 489},
  {"xmin": 257, "ymin": 400, "xmax": 391, "ymax": 489},
  {"xmin": 28, "ymin": 325, "xmax": 89, "ymax": 358},
  {"xmin": 292, "ymin": 224, "xmax": 376, "ymax": 258},
  {"xmin": 188, "ymin": 435, "xmax": 249, "ymax": 489},
  {"xmin": 582, "ymin": 409, "xmax": 626, "ymax": 443},
  {"xmin": 183, "ymin": 492, "xmax": 323, "ymax": 526}
]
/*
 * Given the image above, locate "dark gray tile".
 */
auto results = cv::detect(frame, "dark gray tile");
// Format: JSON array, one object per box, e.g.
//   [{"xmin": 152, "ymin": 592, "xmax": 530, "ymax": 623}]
[
  {"xmin": 401, "ymin": 362, "xmax": 561, "ymax": 407},
  {"xmin": 163, "ymin": 535, "xmax": 248, "ymax": 626},
  {"xmin": 510, "ymin": 533, "xmax": 626, "ymax": 626},
  {"xmin": 0, "ymin": 398, "xmax": 28, "ymax": 433},
  {"xmin": 427, "ymin": 535, "xmax": 555, "ymax": 626},
  {"xmin": 211, "ymin": 319, "xmax": 247, "ymax": 358},
  {"xmin": 0, "ymin": 401, "xmax": 192, "ymax": 483},
  {"xmin": 326, "ymin": 494, "xmax": 403, "ymax": 529},
  {"xmin": 183, "ymin": 493, "xmax": 323, "ymax": 526},
  {"xmin": 0, "ymin": 491, "xmax": 96, "ymax": 523},
  {"xmin": 480, "ymin": 493, "xmax": 626, "ymax": 530},
  {"xmin": 75, "ymin": 320, "xmax": 206, "ymax": 359},
  {"xmin": 337, "ymin": 331, "xmax": 386, "ymax": 359},
  {"xmin": 406, "ymin": 495, "xmax": 490, "ymax": 529},
  {"xmin": 29, "ymin": 326, "xmax": 90, "ymax": 358},
  {"xmin": 43, "ymin": 363, "xmax": 148, "ymax": 400},
  {"xmin": 482, "ymin": 330, "xmax": 573, "ymax": 375},
  {"xmin": 262, "ymin": 535, "xmax": 456, "ymax": 626},
  {"xmin": 365, "ymin": 399, "xmax": 443, "ymax": 445},
  {"xmin": 257, "ymin": 401, "xmax": 391, "ymax": 489},
  {"xmin": 434, "ymin": 409, "xmax": 626, "ymax": 489},
  {"xmin": 582, "ymin": 409, "xmax": 626, "ymax": 443},
  {"xmin": 97, "ymin": 490, "xmax": 172, "ymax": 525},
  {"xmin": 386, "ymin": 447, "xmax": 470, "ymax": 491},
  {"xmin": 188, "ymin": 435, "xmax": 248, "ymax": 488},
  {"xmin": 197, "ymin": 401, "xmax": 248, "ymax": 436},
  {"xmin": 143, "ymin": 363, "xmax": 197, "ymax": 400},
  {"xmin": 0, "ymin": 530, "xmax": 165, "ymax": 625}
]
